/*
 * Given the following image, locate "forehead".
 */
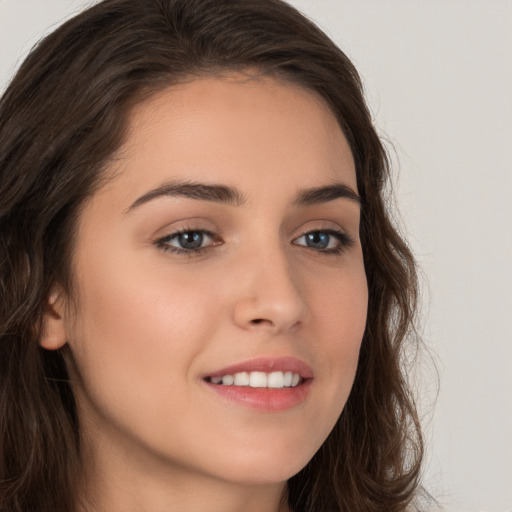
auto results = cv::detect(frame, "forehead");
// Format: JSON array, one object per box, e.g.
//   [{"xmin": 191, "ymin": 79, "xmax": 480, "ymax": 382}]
[{"xmin": 96, "ymin": 73, "xmax": 356, "ymax": 208}]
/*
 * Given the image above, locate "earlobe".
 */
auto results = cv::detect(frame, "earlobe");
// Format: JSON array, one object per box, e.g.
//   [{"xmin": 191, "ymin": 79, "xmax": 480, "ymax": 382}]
[{"xmin": 40, "ymin": 288, "xmax": 68, "ymax": 350}]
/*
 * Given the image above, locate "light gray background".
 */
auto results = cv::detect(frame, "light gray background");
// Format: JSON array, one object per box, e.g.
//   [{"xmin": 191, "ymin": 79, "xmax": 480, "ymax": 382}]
[{"xmin": 1, "ymin": 1, "xmax": 510, "ymax": 511}]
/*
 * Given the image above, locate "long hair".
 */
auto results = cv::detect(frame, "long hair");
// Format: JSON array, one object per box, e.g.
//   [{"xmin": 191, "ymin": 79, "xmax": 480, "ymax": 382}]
[{"xmin": 0, "ymin": 1, "xmax": 423, "ymax": 511}]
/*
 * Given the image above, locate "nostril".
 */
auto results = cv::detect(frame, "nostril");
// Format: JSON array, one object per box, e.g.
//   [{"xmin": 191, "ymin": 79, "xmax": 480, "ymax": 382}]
[{"xmin": 250, "ymin": 318, "xmax": 275, "ymax": 326}]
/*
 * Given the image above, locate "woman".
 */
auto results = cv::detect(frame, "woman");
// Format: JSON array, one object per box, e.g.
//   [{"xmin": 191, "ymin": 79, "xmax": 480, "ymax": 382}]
[{"xmin": 0, "ymin": 1, "xmax": 423, "ymax": 511}]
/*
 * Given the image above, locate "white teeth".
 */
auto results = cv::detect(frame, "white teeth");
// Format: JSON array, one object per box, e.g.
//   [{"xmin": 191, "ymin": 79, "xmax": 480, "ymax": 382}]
[
  {"xmin": 210, "ymin": 371, "xmax": 302, "ymax": 388},
  {"xmin": 221, "ymin": 375, "xmax": 234, "ymax": 385},
  {"xmin": 249, "ymin": 371, "xmax": 267, "ymax": 388},
  {"xmin": 268, "ymin": 371, "xmax": 284, "ymax": 388},
  {"xmin": 234, "ymin": 372, "xmax": 249, "ymax": 386}
]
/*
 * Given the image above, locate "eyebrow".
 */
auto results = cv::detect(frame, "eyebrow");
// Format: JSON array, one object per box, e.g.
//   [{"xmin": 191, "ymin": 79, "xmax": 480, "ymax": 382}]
[
  {"xmin": 126, "ymin": 181, "xmax": 246, "ymax": 212},
  {"xmin": 126, "ymin": 180, "xmax": 360, "ymax": 213},
  {"xmin": 293, "ymin": 183, "xmax": 361, "ymax": 207}
]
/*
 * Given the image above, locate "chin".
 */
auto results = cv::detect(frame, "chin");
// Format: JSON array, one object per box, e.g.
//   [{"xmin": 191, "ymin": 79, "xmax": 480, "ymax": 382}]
[{"xmin": 202, "ymin": 440, "xmax": 317, "ymax": 486}]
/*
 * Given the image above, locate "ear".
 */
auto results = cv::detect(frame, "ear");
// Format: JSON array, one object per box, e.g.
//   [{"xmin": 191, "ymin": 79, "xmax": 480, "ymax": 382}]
[{"xmin": 40, "ymin": 286, "xmax": 68, "ymax": 350}]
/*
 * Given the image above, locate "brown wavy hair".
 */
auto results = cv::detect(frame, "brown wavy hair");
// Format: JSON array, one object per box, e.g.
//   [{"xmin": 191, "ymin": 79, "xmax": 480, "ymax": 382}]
[{"xmin": 0, "ymin": 1, "xmax": 423, "ymax": 511}]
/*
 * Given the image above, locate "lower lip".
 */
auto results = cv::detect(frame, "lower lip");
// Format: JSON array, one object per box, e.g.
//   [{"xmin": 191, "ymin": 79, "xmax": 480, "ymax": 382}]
[{"xmin": 204, "ymin": 379, "xmax": 312, "ymax": 412}]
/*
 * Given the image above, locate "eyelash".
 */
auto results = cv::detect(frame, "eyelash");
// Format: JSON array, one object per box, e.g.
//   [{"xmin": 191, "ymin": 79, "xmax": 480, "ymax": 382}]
[{"xmin": 154, "ymin": 228, "xmax": 355, "ymax": 257}]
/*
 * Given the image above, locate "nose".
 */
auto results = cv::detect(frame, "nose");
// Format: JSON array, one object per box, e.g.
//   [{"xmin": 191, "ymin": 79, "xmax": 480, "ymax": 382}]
[{"xmin": 231, "ymin": 246, "xmax": 307, "ymax": 335}]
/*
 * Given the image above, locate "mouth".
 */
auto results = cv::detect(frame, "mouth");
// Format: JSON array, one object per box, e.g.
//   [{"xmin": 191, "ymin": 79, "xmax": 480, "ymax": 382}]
[
  {"xmin": 203, "ymin": 357, "xmax": 313, "ymax": 411},
  {"xmin": 205, "ymin": 370, "xmax": 303, "ymax": 388}
]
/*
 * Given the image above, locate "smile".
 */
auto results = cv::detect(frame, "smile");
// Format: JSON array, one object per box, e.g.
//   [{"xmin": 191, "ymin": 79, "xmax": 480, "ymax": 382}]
[
  {"xmin": 203, "ymin": 357, "xmax": 313, "ymax": 411},
  {"xmin": 207, "ymin": 371, "xmax": 302, "ymax": 388}
]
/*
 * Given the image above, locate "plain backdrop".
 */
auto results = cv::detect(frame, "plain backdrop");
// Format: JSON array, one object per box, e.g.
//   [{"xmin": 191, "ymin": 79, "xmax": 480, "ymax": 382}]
[{"xmin": 1, "ymin": 1, "xmax": 511, "ymax": 511}]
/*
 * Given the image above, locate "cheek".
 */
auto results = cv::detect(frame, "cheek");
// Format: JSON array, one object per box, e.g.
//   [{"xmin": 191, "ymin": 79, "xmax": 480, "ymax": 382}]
[
  {"xmin": 309, "ymin": 260, "xmax": 368, "ymax": 393},
  {"xmin": 65, "ymin": 255, "xmax": 221, "ymax": 419}
]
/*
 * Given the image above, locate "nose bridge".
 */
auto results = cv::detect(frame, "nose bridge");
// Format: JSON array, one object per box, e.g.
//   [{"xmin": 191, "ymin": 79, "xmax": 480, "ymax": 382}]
[{"xmin": 231, "ymin": 234, "xmax": 306, "ymax": 333}]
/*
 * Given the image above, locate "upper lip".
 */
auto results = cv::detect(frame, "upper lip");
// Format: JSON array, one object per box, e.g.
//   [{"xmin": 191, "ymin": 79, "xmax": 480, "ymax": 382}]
[{"xmin": 204, "ymin": 356, "xmax": 313, "ymax": 379}]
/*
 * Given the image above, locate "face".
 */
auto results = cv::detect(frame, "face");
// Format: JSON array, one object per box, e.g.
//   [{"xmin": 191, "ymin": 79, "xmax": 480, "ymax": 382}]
[{"xmin": 54, "ymin": 75, "xmax": 367, "ymax": 487}]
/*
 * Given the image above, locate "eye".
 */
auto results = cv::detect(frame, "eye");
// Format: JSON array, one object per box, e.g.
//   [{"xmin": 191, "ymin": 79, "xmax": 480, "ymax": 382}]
[
  {"xmin": 155, "ymin": 229, "xmax": 219, "ymax": 254},
  {"xmin": 293, "ymin": 229, "xmax": 354, "ymax": 254}
]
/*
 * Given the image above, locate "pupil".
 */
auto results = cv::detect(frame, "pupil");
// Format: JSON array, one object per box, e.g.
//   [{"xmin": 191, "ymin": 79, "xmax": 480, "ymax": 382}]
[
  {"xmin": 179, "ymin": 232, "xmax": 203, "ymax": 249},
  {"xmin": 307, "ymin": 232, "xmax": 329, "ymax": 249}
]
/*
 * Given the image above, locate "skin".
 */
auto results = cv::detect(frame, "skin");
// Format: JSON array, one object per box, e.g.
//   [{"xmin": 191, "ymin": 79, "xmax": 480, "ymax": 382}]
[{"xmin": 42, "ymin": 74, "xmax": 368, "ymax": 512}]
